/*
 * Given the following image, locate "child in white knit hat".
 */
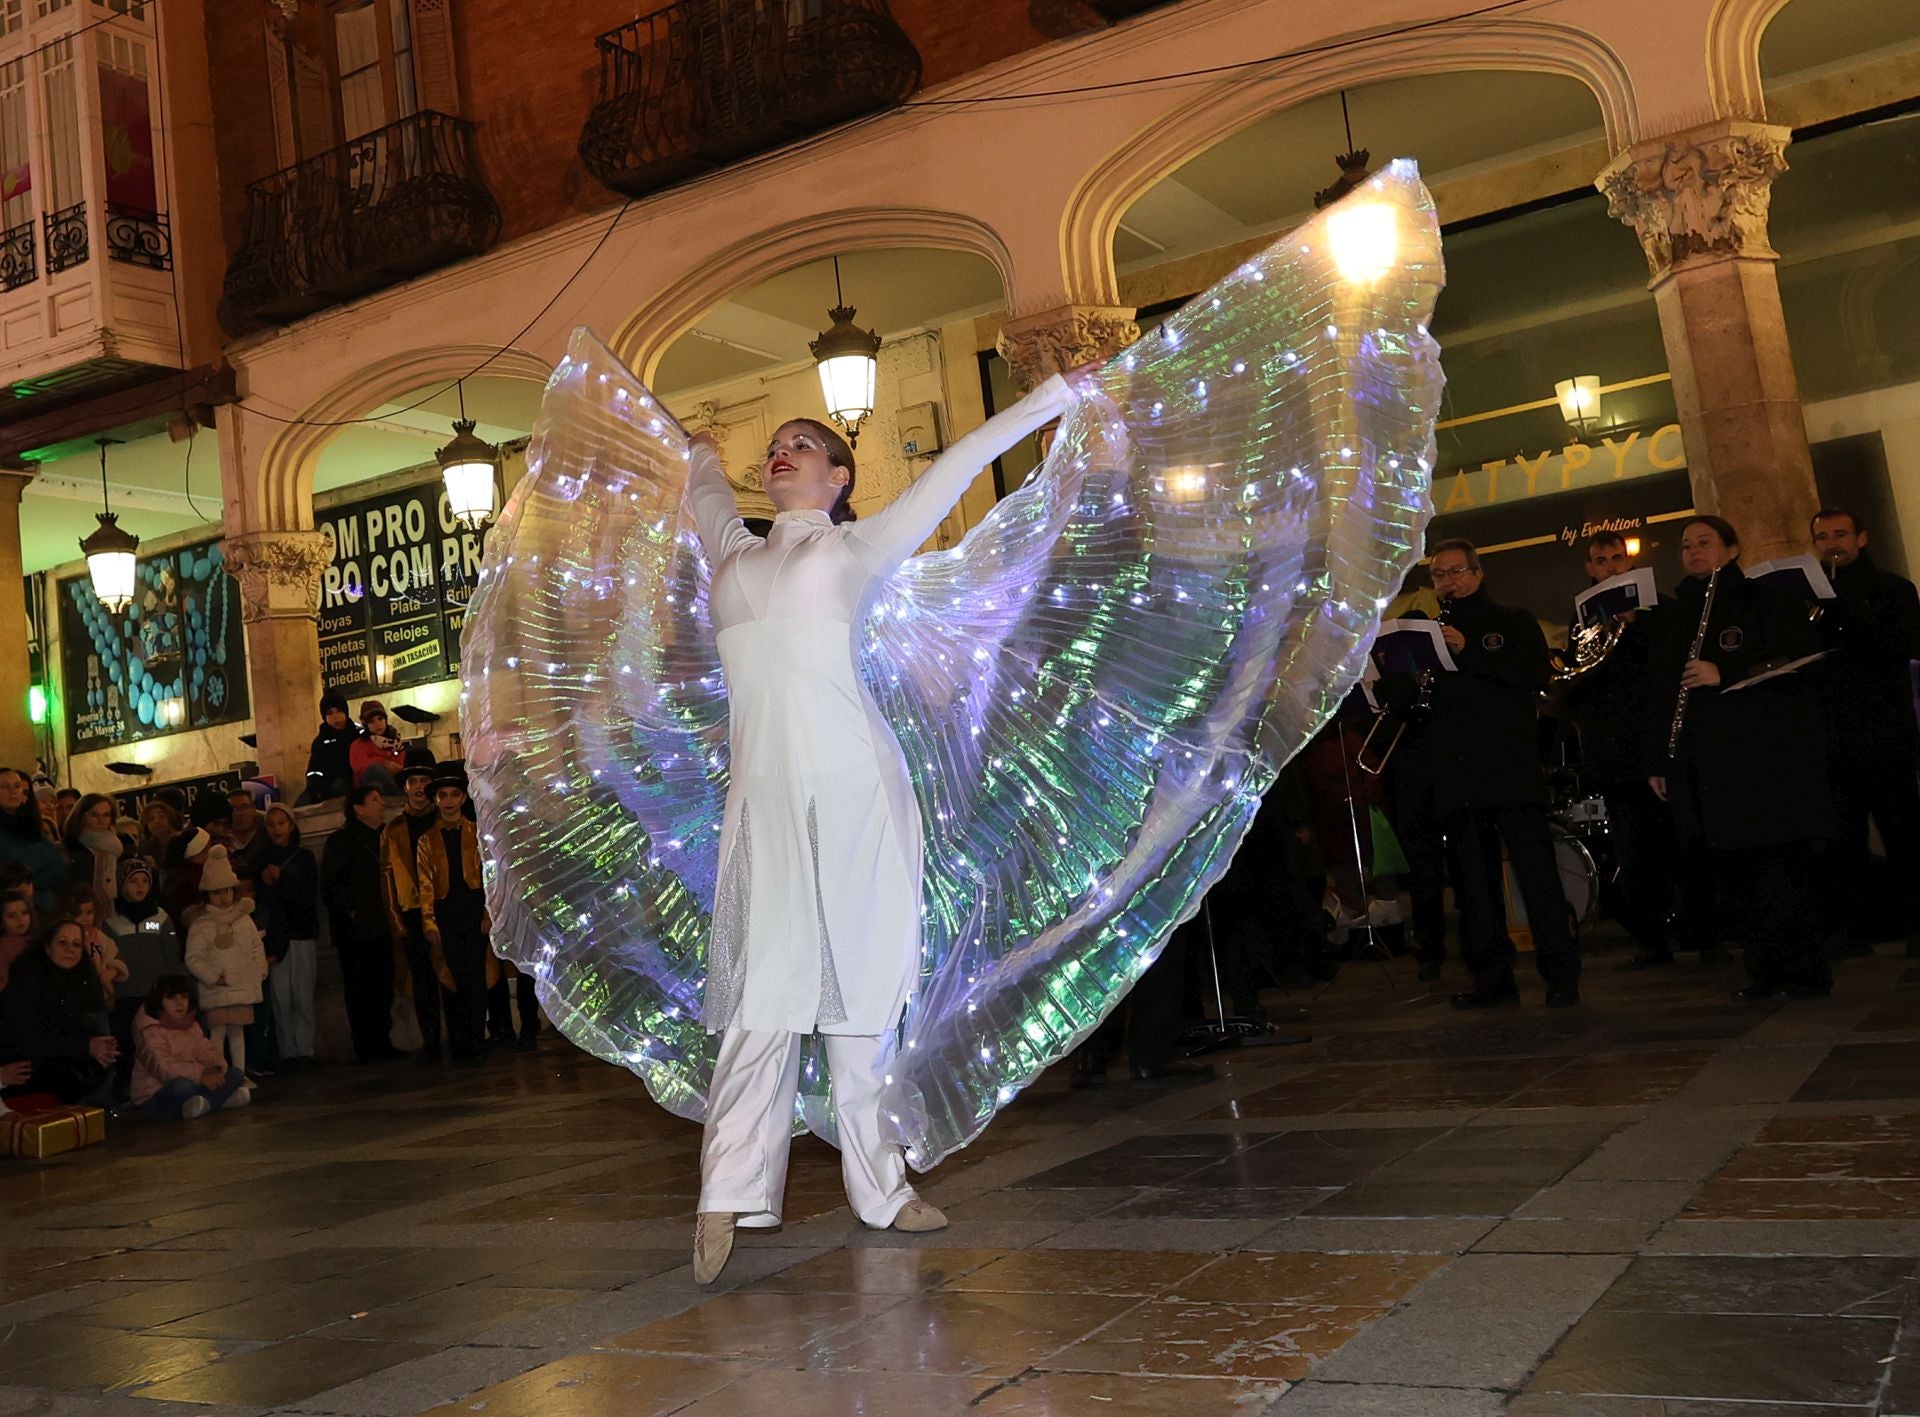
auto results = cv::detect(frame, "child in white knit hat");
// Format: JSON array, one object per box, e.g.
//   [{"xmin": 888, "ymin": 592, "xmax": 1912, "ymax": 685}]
[{"xmin": 183, "ymin": 847, "xmax": 268, "ymax": 1078}]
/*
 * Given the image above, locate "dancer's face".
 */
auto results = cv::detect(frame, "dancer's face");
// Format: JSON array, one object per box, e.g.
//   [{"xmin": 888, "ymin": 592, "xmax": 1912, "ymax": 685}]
[{"xmin": 763, "ymin": 422, "xmax": 848, "ymax": 516}]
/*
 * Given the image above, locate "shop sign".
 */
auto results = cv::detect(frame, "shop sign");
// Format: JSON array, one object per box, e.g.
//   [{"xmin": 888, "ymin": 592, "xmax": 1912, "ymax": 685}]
[
  {"xmin": 314, "ymin": 480, "xmax": 483, "ymax": 697},
  {"xmin": 111, "ymin": 769, "xmax": 249, "ymax": 822},
  {"xmin": 1431, "ymin": 423, "xmax": 1686, "ymax": 513},
  {"xmin": 58, "ymin": 538, "xmax": 250, "ymax": 754}
]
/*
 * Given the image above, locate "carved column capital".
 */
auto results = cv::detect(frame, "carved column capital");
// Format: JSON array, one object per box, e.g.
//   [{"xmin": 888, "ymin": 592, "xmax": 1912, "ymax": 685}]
[
  {"xmin": 222, "ymin": 529, "xmax": 331, "ymax": 625},
  {"xmin": 995, "ymin": 305, "xmax": 1139, "ymax": 393},
  {"xmin": 1598, "ymin": 119, "xmax": 1791, "ymax": 281}
]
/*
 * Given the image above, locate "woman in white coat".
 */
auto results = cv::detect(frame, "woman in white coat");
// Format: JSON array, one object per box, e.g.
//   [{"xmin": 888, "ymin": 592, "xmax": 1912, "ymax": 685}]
[{"xmin": 685, "ymin": 372, "xmax": 1081, "ymax": 1283}]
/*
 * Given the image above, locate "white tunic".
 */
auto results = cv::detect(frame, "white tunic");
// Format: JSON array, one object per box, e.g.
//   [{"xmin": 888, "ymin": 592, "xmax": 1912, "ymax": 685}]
[{"xmin": 686, "ymin": 375, "xmax": 1076, "ymax": 1035}]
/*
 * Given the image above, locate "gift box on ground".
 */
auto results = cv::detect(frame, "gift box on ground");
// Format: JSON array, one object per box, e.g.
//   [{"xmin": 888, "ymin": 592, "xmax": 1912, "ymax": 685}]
[{"xmin": 1, "ymin": 1105, "xmax": 107, "ymax": 1159}]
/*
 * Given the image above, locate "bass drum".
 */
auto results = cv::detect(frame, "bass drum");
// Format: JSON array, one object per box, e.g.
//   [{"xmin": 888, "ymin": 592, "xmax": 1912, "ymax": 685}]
[
  {"xmin": 1553, "ymin": 825, "xmax": 1602, "ymax": 925},
  {"xmin": 1501, "ymin": 824, "xmax": 1603, "ymax": 943}
]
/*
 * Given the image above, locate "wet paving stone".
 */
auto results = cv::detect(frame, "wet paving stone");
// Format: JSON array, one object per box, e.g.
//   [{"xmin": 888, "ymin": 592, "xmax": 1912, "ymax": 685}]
[
  {"xmin": 1792, "ymin": 1041, "xmax": 1920, "ymax": 1102},
  {"xmin": 1593, "ymin": 1254, "xmax": 1918, "ymax": 1316},
  {"xmin": 1528, "ymin": 1309, "xmax": 1897, "ymax": 1405},
  {"xmin": 2, "ymin": 940, "xmax": 1914, "ymax": 1413}
]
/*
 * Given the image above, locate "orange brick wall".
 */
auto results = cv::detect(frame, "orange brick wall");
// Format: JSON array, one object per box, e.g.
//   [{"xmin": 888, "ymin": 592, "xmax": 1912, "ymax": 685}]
[
  {"xmin": 206, "ymin": 0, "xmax": 1054, "ymax": 257},
  {"xmin": 202, "ymin": 5, "xmax": 282, "ymax": 261},
  {"xmin": 460, "ymin": 0, "xmax": 1051, "ymax": 240}
]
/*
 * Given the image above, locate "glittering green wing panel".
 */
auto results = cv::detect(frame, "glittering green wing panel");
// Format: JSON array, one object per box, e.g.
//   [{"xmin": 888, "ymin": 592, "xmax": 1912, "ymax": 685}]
[
  {"xmin": 872, "ymin": 161, "xmax": 1445, "ymax": 1168},
  {"xmin": 462, "ymin": 331, "xmax": 728, "ymax": 1123}
]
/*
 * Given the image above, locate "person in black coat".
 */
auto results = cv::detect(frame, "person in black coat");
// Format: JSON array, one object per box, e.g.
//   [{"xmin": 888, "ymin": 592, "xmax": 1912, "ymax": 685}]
[
  {"xmin": 1647, "ymin": 515, "xmax": 1832, "ymax": 1000},
  {"xmin": 299, "ymin": 692, "xmax": 358, "ymax": 804},
  {"xmin": 1560, "ymin": 531, "xmax": 1691, "ymax": 970},
  {"xmin": 0, "ymin": 920, "xmax": 118, "ymax": 1106},
  {"xmin": 1421, "ymin": 539, "xmax": 1579, "ymax": 1009},
  {"xmin": 323, "ymin": 786, "xmax": 403, "ymax": 1063},
  {"xmin": 1810, "ymin": 508, "xmax": 1920, "ymax": 956}
]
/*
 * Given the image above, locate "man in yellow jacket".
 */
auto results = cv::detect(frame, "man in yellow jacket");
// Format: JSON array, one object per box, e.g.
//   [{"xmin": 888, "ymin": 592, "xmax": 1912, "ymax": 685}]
[
  {"xmin": 383, "ymin": 754, "xmax": 442, "ymax": 1063},
  {"xmin": 417, "ymin": 766, "xmax": 496, "ymax": 1066}
]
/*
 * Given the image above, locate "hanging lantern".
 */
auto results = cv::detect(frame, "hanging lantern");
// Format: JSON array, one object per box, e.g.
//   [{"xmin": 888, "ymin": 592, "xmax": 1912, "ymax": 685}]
[
  {"xmin": 1554, "ymin": 375, "xmax": 1604, "ymax": 438},
  {"xmin": 809, "ymin": 256, "xmax": 881, "ymax": 447},
  {"xmin": 80, "ymin": 438, "xmax": 138, "ymax": 614},
  {"xmin": 437, "ymin": 380, "xmax": 501, "ymax": 530}
]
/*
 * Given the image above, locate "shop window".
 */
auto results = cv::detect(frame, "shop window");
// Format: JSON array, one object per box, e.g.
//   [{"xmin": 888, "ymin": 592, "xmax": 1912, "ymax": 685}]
[{"xmin": 1774, "ymin": 111, "xmax": 1920, "ymax": 404}]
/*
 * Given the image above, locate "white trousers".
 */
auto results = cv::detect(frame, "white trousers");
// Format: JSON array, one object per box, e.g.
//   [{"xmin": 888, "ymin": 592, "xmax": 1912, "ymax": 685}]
[
  {"xmin": 698, "ymin": 1028, "xmax": 915, "ymax": 1229},
  {"xmin": 270, "ymin": 939, "xmax": 317, "ymax": 1059}
]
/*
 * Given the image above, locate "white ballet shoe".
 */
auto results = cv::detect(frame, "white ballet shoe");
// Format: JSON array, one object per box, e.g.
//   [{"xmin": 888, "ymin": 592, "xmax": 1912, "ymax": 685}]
[
  {"xmin": 693, "ymin": 1211, "xmax": 736, "ymax": 1284},
  {"xmin": 891, "ymin": 1198, "xmax": 949, "ymax": 1233}
]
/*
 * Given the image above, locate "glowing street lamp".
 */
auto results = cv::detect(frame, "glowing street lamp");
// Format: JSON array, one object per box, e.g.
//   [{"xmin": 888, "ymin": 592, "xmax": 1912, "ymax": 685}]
[
  {"xmin": 438, "ymin": 381, "xmax": 501, "ymax": 530},
  {"xmin": 810, "ymin": 256, "xmax": 881, "ymax": 448},
  {"xmin": 80, "ymin": 438, "xmax": 138, "ymax": 613}
]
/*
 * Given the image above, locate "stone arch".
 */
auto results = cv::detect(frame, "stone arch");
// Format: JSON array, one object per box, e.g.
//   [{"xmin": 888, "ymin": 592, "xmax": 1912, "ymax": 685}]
[
  {"xmin": 252, "ymin": 344, "xmax": 554, "ymax": 532},
  {"xmin": 611, "ymin": 206, "xmax": 1016, "ymax": 384},
  {"xmin": 1705, "ymin": 0, "xmax": 1795, "ymax": 123},
  {"xmin": 1059, "ymin": 20, "xmax": 1637, "ymax": 308}
]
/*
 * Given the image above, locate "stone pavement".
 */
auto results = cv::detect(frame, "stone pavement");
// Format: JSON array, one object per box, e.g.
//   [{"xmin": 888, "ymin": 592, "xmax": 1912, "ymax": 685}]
[{"xmin": 3, "ymin": 936, "xmax": 1919, "ymax": 1415}]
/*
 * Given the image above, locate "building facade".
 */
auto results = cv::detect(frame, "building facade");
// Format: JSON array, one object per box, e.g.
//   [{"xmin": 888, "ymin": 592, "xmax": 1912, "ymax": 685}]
[{"xmin": 3, "ymin": 0, "xmax": 1916, "ymax": 796}]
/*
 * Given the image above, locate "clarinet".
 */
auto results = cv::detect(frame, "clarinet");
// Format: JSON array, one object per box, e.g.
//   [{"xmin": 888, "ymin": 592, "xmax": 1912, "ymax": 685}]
[{"xmin": 1666, "ymin": 566, "xmax": 1722, "ymax": 761}]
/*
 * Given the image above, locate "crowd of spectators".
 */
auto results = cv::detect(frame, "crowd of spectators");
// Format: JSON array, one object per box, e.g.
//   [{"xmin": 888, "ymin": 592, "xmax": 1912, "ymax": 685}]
[{"xmin": 0, "ymin": 690, "xmax": 543, "ymax": 1137}]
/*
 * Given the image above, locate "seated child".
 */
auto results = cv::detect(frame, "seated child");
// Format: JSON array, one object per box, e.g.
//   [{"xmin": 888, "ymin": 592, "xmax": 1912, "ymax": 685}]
[{"xmin": 130, "ymin": 974, "xmax": 249, "ymax": 1119}]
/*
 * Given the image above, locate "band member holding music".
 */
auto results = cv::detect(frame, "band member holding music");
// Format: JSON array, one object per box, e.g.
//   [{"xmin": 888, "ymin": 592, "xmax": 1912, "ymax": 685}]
[
  {"xmin": 1647, "ymin": 516, "xmax": 1833, "ymax": 1000},
  {"xmin": 1423, "ymin": 539, "xmax": 1582, "ymax": 1009},
  {"xmin": 1810, "ymin": 508, "xmax": 1920, "ymax": 956},
  {"xmin": 1561, "ymin": 531, "xmax": 1682, "ymax": 970}
]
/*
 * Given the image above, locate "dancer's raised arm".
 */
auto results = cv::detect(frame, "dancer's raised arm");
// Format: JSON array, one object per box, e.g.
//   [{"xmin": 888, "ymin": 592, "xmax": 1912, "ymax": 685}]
[
  {"xmin": 684, "ymin": 436, "xmax": 758, "ymax": 562},
  {"xmin": 849, "ymin": 372, "xmax": 1079, "ymax": 571}
]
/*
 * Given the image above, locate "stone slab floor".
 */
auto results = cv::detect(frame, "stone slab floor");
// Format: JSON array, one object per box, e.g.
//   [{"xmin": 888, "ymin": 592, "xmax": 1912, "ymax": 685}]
[{"xmin": 4, "ymin": 937, "xmax": 1920, "ymax": 1415}]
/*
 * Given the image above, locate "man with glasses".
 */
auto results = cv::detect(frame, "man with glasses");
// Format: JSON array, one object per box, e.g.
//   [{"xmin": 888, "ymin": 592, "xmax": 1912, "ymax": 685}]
[{"xmin": 1423, "ymin": 539, "xmax": 1580, "ymax": 1009}]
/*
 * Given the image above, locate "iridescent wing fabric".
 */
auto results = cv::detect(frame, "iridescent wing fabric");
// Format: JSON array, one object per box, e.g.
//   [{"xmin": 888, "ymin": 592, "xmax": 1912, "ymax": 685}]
[
  {"xmin": 463, "ymin": 363, "xmax": 726, "ymax": 1122},
  {"xmin": 465, "ymin": 160, "xmax": 1444, "ymax": 1167}
]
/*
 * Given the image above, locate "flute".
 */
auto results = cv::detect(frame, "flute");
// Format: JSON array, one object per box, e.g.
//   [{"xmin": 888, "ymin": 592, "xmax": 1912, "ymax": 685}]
[{"xmin": 1666, "ymin": 566, "xmax": 1722, "ymax": 760}]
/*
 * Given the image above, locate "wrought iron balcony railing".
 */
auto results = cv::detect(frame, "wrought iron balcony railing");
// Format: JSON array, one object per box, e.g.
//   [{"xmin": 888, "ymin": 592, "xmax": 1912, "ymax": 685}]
[
  {"xmin": 579, "ymin": 0, "xmax": 921, "ymax": 200},
  {"xmin": 0, "ymin": 219, "xmax": 34, "ymax": 291},
  {"xmin": 44, "ymin": 202, "xmax": 88, "ymax": 274},
  {"xmin": 105, "ymin": 203, "xmax": 171, "ymax": 271},
  {"xmin": 220, "ymin": 110, "xmax": 501, "ymax": 334}
]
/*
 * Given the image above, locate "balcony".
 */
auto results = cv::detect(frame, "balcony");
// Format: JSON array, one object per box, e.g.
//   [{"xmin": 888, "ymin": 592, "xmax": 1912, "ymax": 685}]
[
  {"xmin": 578, "ymin": 0, "xmax": 921, "ymax": 201},
  {"xmin": 220, "ymin": 110, "xmax": 502, "ymax": 335}
]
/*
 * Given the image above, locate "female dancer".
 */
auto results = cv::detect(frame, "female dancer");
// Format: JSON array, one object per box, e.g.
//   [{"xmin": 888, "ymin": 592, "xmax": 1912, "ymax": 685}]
[{"xmin": 683, "ymin": 372, "xmax": 1080, "ymax": 1282}]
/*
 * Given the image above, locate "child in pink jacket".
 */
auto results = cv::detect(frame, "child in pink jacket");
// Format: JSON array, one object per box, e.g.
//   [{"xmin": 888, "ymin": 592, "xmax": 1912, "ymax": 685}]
[{"xmin": 131, "ymin": 975, "xmax": 251, "ymax": 1120}]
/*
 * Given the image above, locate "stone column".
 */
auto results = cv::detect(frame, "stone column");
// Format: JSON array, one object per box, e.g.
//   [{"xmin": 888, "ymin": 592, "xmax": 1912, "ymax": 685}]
[
  {"xmin": 1599, "ymin": 119, "xmax": 1816, "ymax": 562},
  {"xmin": 0, "ymin": 473, "xmax": 38, "ymax": 772},
  {"xmin": 995, "ymin": 304, "xmax": 1140, "ymax": 393},
  {"xmin": 222, "ymin": 529, "xmax": 331, "ymax": 797}
]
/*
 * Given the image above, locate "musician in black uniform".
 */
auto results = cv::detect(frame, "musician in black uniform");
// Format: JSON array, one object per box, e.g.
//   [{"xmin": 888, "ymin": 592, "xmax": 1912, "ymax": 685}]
[
  {"xmin": 1647, "ymin": 516, "xmax": 1833, "ymax": 999},
  {"xmin": 1423, "ymin": 539, "xmax": 1580, "ymax": 1009},
  {"xmin": 1809, "ymin": 508, "xmax": 1920, "ymax": 956},
  {"xmin": 1561, "ymin": 531, "xmax": 1682, "ymax": 969}
]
